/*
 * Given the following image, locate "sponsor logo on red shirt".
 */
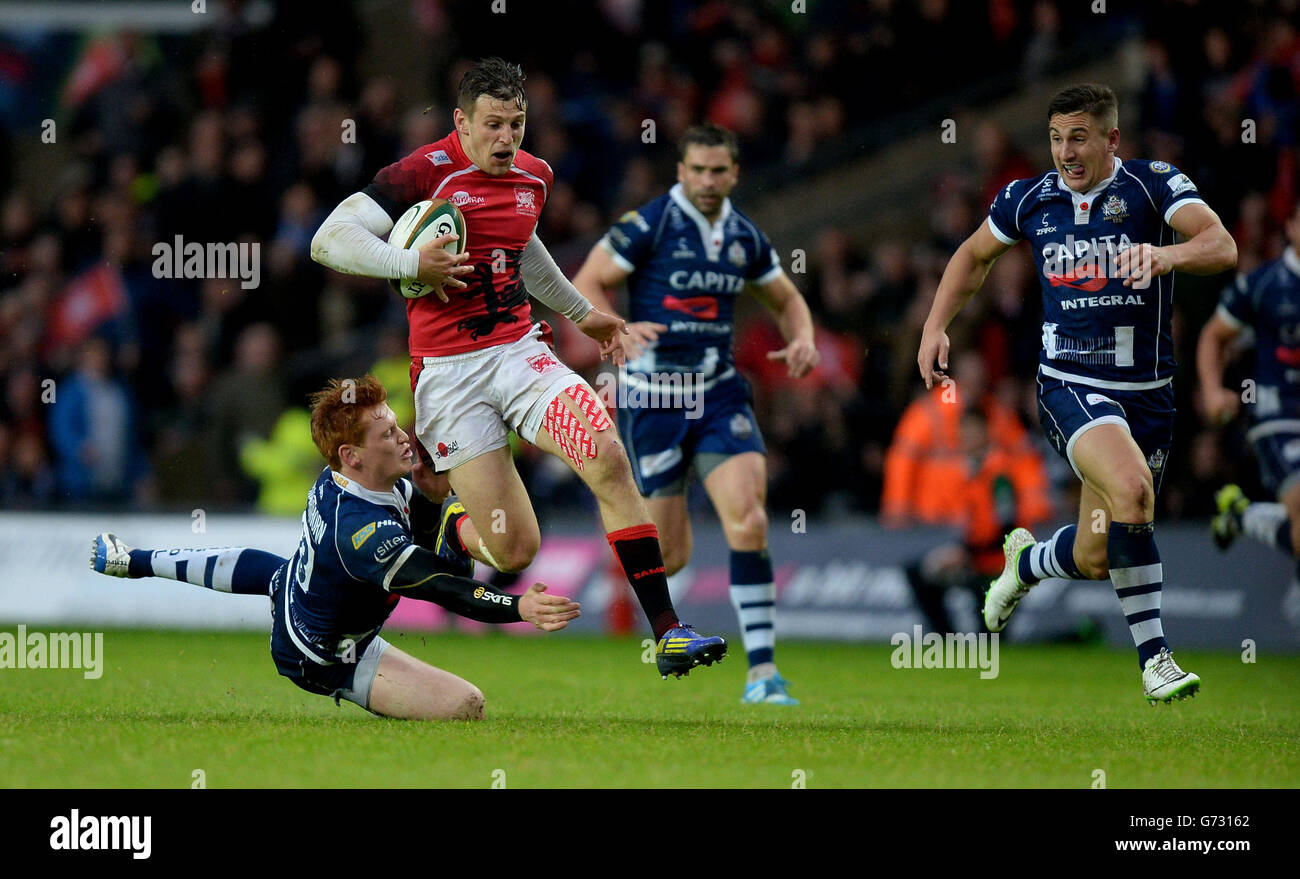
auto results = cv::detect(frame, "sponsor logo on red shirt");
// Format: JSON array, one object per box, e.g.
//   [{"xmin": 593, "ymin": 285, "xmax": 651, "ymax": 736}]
[{"xmin": 450, "ymin": 190, "xmax": 486, "ymax": 208}]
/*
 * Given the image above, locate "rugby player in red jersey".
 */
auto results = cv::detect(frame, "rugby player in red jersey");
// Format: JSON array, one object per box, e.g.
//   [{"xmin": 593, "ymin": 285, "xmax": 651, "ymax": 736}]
[{"xmin": 311, "ymin": 58, "xmax": 725, "ymax": 678}]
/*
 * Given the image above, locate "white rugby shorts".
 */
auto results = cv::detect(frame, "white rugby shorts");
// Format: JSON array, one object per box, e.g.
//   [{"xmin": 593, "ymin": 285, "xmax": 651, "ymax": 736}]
[{"xmin": 412, "ymin": 324, "xmax": 589, "ymax": 472}]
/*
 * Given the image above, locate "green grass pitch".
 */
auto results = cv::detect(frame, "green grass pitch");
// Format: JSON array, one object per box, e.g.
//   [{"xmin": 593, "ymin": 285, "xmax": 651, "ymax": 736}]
[{"xmin": 1, "ymin": 629, "xmax": 1297, "ymax": 788}]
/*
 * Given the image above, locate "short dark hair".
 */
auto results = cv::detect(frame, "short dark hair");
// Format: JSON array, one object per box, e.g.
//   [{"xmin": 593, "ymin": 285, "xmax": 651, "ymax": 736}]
[
  {"xmin": 678, "ymin": 123, "xmax": 739, "ymax": 164},
  {"xmin": 457, "ymin": 57, "xmax": 527, "ymax": 117},
  {"xmin": 1047, "ymin": 83, "xmax": 1118, "ymax": 130}
]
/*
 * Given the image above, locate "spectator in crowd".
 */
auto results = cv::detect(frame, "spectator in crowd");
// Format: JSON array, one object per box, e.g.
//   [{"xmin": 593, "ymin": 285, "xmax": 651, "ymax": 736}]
[
  {"xmin": 46, "ymin": 335, "xmax": 143, "ymax": 502},
  {"xmin": 881, "ymin": 352, "xmax": 1032, "ymax": 528},
  {"xmin": 902, "ymin": 405, "xmax": 1053, "ymax": 633}
]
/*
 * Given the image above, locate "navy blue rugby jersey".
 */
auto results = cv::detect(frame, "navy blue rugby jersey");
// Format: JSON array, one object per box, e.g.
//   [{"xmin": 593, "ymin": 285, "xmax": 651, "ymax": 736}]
[
  {"xmin": 987, "ymin": 158, "xmax": 1206, "ymax": 389},
  {"xmin": 600, "ymin": 183, "xmax": 782, "ymax": 388},
  {"xmin": 1217, "ymin": 247, "xmax": 1300, "ymax": 431},
  {"xmin": 279, "ymin": 467, "xmax": 419, "ymax": 665}
]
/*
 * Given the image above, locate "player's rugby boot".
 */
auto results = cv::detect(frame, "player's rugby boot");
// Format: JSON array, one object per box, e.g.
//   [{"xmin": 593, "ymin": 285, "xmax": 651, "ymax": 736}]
[
  {"xmin": 1211, "ymin": 484, "xmax": 1249, "ymax": 551},
  {"xmin": 656, "ymin": 623, "xmax": 727, "ymax": 678},
  {"xmin": 742, "ymin": 671, "xmax": 799, "ymax": 705},
  {"xmin": 983, "ymin": 527, "xmax": 1036, "ymax": 632},
  {"xmin": 434, "ymin": 496, "xmax": 475, "ymax": 576},
  {"xmin": 91, "ymin": 533, "xmax": 134, "ymax": 578},
  {"xmin": 1142, "ymin": 648, "xmax": 1201, "ymax": 704}
]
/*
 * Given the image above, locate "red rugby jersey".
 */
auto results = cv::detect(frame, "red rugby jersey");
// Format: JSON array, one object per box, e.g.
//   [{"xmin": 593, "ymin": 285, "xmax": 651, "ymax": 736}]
[{"xmin": 363, "ymin": 132, "xmax": 553, "ymax": 356}]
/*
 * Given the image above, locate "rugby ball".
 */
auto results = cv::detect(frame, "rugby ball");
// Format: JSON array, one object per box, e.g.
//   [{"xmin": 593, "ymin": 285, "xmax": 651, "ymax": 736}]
[{"xmin": 387, "ymin": 198, "xmax": 468, "ymax": 299}]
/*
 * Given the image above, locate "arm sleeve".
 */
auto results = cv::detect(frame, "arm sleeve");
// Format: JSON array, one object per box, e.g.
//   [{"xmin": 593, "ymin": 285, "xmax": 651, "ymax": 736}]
[
  {"xmin": 385, "ymin": 549, "xmax": 524, "ymax": 623},
  {"xmin": 340, "ymin": 514, "xmax": 522, "ymax": 623},
  {"xmin": 745, "ymin": 224, "xmax": 783, "ymax": 284},
  {"xmin": 309, "ymin": 191, "xmax": 420, "ymax": 280},
  {"xmin": 599, "ymin": 207, "xmax": 658, "ymax": 273},
  {"xmin": 1216, "ymin": 273, "xmax": 1253, "ymax": 330},
  {"xmin": 987, "ymin": 179, "xmax": 1028, "ymax": 244},
  {"xmin": 520, "ymin": 232, "xmax": 594, "ymax": 322},
  {"xmin": 1150, "ymin": 162, "xmax": 1208, "ymax": 225}
]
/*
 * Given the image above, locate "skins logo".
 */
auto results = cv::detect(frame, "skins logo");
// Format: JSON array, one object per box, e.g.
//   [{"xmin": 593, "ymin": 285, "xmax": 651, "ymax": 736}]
[
  {"xmin": 1046, "ymin": 264, "xmax": 1108, "ymax": 292},
  {"xmin": 473, "ymin": 585, "xmax": 513, "ymax": 605},
  {"xmin": 662, "ymin": 294, "xmax": 718, "ymax": 320}
]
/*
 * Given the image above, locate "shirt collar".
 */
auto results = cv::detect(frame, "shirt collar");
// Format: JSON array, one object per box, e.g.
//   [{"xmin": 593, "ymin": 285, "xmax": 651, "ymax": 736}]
[
  {"xmin": 669, "ymin": 182, "xmax": 733, "ymax": 260},
  {"xmin": 1057, "ymin": 156, "xmax": 1122, "ymax": 198},
  {"xmin": 330, "ymin": 469, "xmax": 404, "ymax": 511},
  {"xmin": 1284, "ymin": 246, "xmax": 1300, "ymax": 277}
]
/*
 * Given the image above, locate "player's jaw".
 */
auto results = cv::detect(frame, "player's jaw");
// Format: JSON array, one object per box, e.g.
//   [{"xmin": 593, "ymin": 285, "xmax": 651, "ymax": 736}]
[
  {"xmin": 346, "ymin": 405, "xmax": 414, "ymax": 490},
  {"xmin": 457, "ymin": 96, "xmax": 525, "ymax": 176},
  {"xmin": 1049, "ymin": 113, "xmax": 1115, "ymax": 192}
]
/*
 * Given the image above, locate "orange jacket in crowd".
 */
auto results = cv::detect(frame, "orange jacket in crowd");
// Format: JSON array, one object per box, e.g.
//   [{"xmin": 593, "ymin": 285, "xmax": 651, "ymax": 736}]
[
  {"xmin": 960, "ymin": 445, "xmax": 1054, "ymax": 576},
  {"xmin": 881, "ymin": 384, "xmax": 1049, "ymax": 534}
]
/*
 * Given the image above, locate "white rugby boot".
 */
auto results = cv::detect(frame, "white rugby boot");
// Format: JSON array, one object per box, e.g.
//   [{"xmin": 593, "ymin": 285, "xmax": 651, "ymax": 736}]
[
  {"xmin": 90, "ymin": 533, "xmax": 134, "ymax": 578},
  {"xmin": 982, "ymin": 527, "xmax": 1036, "ymax": 632},
  {"xmin": 1142, "ymin": 648, "xmax": 1201, "ymax": 704}
]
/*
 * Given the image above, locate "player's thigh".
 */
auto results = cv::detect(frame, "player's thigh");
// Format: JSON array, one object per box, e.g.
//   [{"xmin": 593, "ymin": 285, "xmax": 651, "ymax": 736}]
[
  {"xmin": 492, "ymin": 328, "xmax": 624, "ymax": 481},
  {"xmin": 447, "ymin": 445, "xmax": 540, "ymax": 570},
  {"xmin": 645, "ymin": 493, "xmax": 692, "ymax": 574},
  {"xmin": 367, "ymin": 643, "xmax": 485, "ymax": 721},
  {"xmin": 1071, "ymin": 421, "xmax": 1154, "ymax": 517},
  {"xmin": 701, "ymin": 451, "xmax": 769, "ymax": 550},
  {"xmin": 530, "ymin": 381, "xmax": 631, "ymax": 487},
  {"xmin": 412, "ymin": 350, "xmax": 512, "ymax": 473},
  {"xmin": 1037, "ymin": 379, "xmax": 1164, "ymax": 518}
]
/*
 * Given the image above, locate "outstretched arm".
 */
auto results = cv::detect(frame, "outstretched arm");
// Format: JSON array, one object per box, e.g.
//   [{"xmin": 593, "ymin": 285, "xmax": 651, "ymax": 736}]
[
  {"xmin": 918, "ymin": 220, "xmax": 1013, "ymax": 388},
  {"xmin": 385, "ymin": 547, "xmax": 580, "ymax": 631},
  {"xmin": 520, "ymin": 233, "xmax": 629, "ymax": 362},
  {"xmin": 749, "ymin": 271, "xmax": 819, "ymax": 378},
  {"xmin": 572, "ymin": 241, "xmax": 664, "ymax": 364}
]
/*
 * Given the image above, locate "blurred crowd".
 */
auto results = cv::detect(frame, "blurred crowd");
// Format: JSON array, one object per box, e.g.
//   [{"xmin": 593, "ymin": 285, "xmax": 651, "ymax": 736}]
[{"xmin": 0, "ymin": 0, "xmax": 1296, "ymax": 526}]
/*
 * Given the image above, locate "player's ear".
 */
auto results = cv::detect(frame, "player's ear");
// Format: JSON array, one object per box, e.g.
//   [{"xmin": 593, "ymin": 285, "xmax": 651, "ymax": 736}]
[
  {"xmin": 338, "ymin": 443, "xmax": 359, "ymax": 470},
  {"xmin": 453, "ymin": 106, "xmax": 468, "ymax": 135},
  {"xmin": 676, "ymin": 161, "xmax": 686, "ymax": 183}
]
